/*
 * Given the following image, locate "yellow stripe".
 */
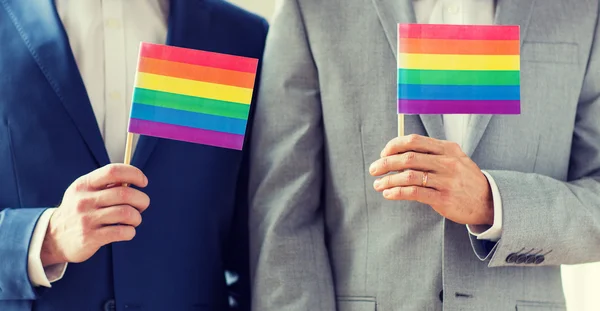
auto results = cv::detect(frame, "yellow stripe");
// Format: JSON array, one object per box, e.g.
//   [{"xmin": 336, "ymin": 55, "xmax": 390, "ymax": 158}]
[
  {"xmin": 136, "ymin": 72, "xmax": 253, "ymax": 105},
  {"xmin": 398, "ymin": 53, "xmax": 520, "ymax": 71}
]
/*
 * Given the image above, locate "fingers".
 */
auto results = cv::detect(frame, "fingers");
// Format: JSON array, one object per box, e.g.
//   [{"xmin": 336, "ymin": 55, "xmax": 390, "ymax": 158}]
[
  {"xmin": 93, "ymin": 205, "xmax": 142, "ymax": 227},
  {"xmin": 96, "ymin": 225, "xmax": 137, "ymax": 246},
  {"xmin": 84, "ymin": 164, "xmax": 148, "ymax": 190},
  {"xmin": 373, "ymin": 170, "xmax": 442, "ymax": 191},
  {"xmin": 95, "ymin": 187, "xmax": 151, "ymax": 213},
  {"xmin": 380, "ymin": 134, "xmax": 466, "ymax": 158},
  {"xmin": 369, "ymin": 152, "xmax": 442, "ymax": 176},
  {"xmin": 380, "ymin": 134, "xmax": 445, "ymax": 157},
  {"xmin": 382, "ymin": 186, "xmax": 439, "ymax": 206}
]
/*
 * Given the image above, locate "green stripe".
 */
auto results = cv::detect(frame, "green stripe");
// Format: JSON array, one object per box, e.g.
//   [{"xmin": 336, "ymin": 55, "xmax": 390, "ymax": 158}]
[
  {"xmin": 398, "ymin": 69, "xmax": 520, "ymax": 86},
  {"xmin": 133, "ymin": 88, "xmax": 250, "ymax": 120}
]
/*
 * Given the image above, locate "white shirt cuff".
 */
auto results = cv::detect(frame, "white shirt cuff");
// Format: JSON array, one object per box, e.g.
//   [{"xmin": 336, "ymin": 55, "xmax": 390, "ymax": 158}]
[
  {"xmin": 28, "ymin": 208, "xmax": 68, "ymax": 287},
  {"xmin": 466, "ymin": 170, "xmax": 503, "ymax": 242}
]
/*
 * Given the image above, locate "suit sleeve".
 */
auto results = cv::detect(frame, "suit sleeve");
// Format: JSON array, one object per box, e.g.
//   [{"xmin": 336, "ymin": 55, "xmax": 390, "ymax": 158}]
[
  {"xmin": 0, "ymin": 207, "xmax": 48, "ymax": 300},
  {"xmin": 248, "ymin": 0, "xmax": 336, "ymax": 310},
  {"xmin": 470, "ymin": 16, "xmax": 600, "ymax": 267}
]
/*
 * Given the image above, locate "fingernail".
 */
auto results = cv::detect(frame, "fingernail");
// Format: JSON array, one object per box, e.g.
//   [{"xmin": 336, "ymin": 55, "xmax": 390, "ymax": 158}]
[
  {"xmin": 383, "ymin": 189, "xmax": 390, "ymax": 197},
  {"xmin": 373, "ymin": 179, "xmax": 380, "ymax": 189},
  {"xmin": 144, "ymin": 174, "xmax": 148, "ymax": 186},
  {"xmin": 369, "ymin": 164, "xmax": 376, "ymax": 174}
]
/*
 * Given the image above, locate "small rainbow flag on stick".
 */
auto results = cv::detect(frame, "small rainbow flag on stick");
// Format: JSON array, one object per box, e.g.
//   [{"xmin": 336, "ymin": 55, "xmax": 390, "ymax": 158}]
[
  {"xmin": 397, "ymin": 24, "xmax": 521, "ymax": 115},
  {"xmin": 127, "ymin": 42, "xmax": 258, "ymax": 151}
]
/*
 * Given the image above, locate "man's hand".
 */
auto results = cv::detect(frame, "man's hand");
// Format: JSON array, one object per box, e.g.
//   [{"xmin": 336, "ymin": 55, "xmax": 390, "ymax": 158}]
[
  {"xmin": 40, "ymin": 164, "xmax": 150, "ymax": 267},
  {"xmin": 369, "ymin": 134, "xmax": 494, "ymax": 226}
]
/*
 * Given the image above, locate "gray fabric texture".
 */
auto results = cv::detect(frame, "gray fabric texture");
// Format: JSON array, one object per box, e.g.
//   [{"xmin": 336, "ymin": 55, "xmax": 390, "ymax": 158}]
[{"xmin": 248, "ymin": 0, "xmax": 600, "ymax": 310}]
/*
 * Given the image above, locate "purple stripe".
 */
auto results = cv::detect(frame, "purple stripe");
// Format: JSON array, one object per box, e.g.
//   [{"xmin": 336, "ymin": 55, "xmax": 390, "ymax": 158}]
[
  {"xmin": 129, "ymin": 119, "xmax": 245, "ymax": 150},
  {"xmin": 397, "ymin": 100, "xmax": 520, "ymax": 114}
]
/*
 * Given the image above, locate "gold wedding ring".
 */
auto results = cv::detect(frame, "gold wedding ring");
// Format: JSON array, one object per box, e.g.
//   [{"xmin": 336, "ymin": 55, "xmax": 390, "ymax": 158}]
[{"xmin": 422, "ymin": 172, "xmax": 429, "ymax": 187}]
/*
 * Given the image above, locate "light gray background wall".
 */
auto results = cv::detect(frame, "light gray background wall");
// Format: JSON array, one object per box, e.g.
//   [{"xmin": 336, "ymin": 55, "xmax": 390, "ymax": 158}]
[{"xmin": 226, "ymin": 1, "xmax": 600, "ymax": 310}]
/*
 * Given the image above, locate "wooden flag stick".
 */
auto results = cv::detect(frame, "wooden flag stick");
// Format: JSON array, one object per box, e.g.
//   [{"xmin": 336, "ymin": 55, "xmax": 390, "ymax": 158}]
[
  {"xmin": 124, "ymin": 132, "xmax": 134, "ymax": 165},
  {"xmin": 397, "ymin": 114, "xmax": 405, "ymax": 137},
  {"xmin": 122, "ymin": 132, "xmax": 134, "ymax": 187}
]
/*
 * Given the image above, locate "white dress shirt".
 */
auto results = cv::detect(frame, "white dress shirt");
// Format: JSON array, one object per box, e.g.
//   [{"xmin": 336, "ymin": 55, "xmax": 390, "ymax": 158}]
[
  {"xmin": 28, "ymin": 0, "xmax": 169, "ymax": 287},
  {"xmin": 413, "ymin": 0, "xmax": 503, "ymax": 241}
]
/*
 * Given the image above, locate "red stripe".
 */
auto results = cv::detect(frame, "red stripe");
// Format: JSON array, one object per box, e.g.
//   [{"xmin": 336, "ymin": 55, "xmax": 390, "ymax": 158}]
[
  {"xmin": 398, "ymin": 24, "xmax": 520, "ymax": 41},
  {"xmin": 139, "ymin": 43, "xmax": 259, "ymax": 74}
]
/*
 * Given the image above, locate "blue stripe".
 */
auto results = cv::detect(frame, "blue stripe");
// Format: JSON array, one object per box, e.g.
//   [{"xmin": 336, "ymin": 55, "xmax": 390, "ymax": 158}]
[
  {"xmin": 397, "ymin": 84, "xmax": 520, "ymax": 100},
  {"xmin": 130, "ymin": 103, "xmax": 247, "ymax": 135}
]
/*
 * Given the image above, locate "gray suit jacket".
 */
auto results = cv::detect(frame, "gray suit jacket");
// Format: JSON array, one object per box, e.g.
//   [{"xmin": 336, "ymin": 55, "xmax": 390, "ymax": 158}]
[{"xmin": 248, "ymin": 0, "xmax": 600, "ymax": 310}]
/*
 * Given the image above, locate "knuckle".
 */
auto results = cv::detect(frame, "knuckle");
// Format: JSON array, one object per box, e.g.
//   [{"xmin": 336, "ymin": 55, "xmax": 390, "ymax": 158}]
[
  {"xmin": 403, "ymin": 152, "xmax": 417, "ymax": 165},
  {"xmin": 423, "ymin": 188, "xmax": 434, "ymax": 199},
  {"xmin": 383, "ymin": 142, "xmax": 392, "ymax": 153},
  {"xmin": 405, "ymin": 170, "xmax": 417, "ymax": 183},
  {"xmin": 381, "ymin": 158, "xmax": 389, "ymax": 170},
  {"xmin": 443, "ymin": 158, "xmax": 459, "ymax": 172},
  {"xmin": 76, "ymin": 196, "xmax": 94, "ymax": 212},
  {"xmin": 106, "ymin": 164, "xmax": 121, "ymax": 179},
  {"xmin": 386, "ymin": 138, "xmax": 398, "ymax": 150},
  {"xmin": 118, "ymin": 187, "xmax": 130, "ymax": 201},
  {"xmin": 80, "ymin": 224, "xmax": 94, "ymax": 246},
  {"xmin": 447, "ymin": 141, "xmax": 460, "ymax": 149},
  {"xmin": 80, "ymin": 214, "xmax": 92, "ymax": 228},
  {"xmin": 447, "ymin": 142, "xmax": 462, "ymax": 154},
  {"xmin": 406, "ymin": 134, "xmax": 420, "ymax": 144},
  {"xmin": 449, "ymin": 159, "xmax": 459, "ymax": 171},
  {"xmin": 111, "ymin": 226, "xmax": 124, "ymax": 240},
  {"xmin": 382, "ymin": 175, "xmax": 391, "ymax": 188},
  {"xmin": 440, "ymin": 191, "xmax": 452, "ymax": 202},
  {"xmin": 119, "ymin": 205, "xmax": 132, "ymax": 219},
  {"xmin": 110, "ymin": 226, "xmax": 123, "ymax": 240},
  {"xmin": 74, "ymin": 178, "xmax": 88, "ymax": 192},
  {"xmin": 405, "ymin": 186, "xmax": 419, "ymax": 197}
]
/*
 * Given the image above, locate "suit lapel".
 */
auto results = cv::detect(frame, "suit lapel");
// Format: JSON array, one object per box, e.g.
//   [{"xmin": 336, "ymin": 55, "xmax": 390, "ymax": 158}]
[
  {"xmin": 0, "ymin": 0, "xmax": 110, "ymax": 166},
  {"xmin": 130, "ymin": 0, "xmax": 212, "ymax": 169},
  {"xmin": 463, "ymin": 0, "xmax": 536, "ymax": 156},
  {"xmin": 371, "ymin": 0, "xmax": 446, "ymax": 140},
  {"xmin": 371, "ymin": 0, "xmax": 416, "ymax": 55}
]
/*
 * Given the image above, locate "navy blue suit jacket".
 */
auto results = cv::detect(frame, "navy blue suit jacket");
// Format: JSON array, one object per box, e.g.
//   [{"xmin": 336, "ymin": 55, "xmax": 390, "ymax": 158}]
[{"xmin": 0, "ymin": 0, "xmax": 268, "ymax": 310}]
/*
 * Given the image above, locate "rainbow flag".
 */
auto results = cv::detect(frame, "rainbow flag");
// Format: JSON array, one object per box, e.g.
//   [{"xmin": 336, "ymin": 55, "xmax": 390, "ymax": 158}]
[
  {"xmin": 397, "ymin": 24, "xmax": 521, "ymax": 114},
  {"xmin": 128, "ymin": 43, "xmax": 259, "ymax": 150}
]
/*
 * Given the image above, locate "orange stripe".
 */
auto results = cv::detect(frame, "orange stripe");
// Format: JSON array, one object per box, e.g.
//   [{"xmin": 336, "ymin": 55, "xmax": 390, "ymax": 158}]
[
  {"xmin": 399, "ymin": 38, "xmax": 520, "ymax": 55},
  {"xmin": 137, "ymin": 57, "xmax": 256, "ymax": 89}
]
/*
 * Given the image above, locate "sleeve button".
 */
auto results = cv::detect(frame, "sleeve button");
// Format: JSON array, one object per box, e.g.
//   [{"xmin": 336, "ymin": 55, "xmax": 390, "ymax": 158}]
[
  {"xmin": 505, "ymin": 253, "xmax": 518, "ymax": 263},
  {"xmin": 534, "ymin": 255, "xmax": 545, "ymax": 265}
]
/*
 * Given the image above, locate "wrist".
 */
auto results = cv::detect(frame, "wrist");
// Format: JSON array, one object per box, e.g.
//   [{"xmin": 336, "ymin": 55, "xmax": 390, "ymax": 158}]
[
  {"xmin": 482, "ymin": 184, "xmax": 494, "ymax": 226},
  {"xmin": 472, "ymin": 175, "xmax": 495, "ymax": 226},
  {"xmin": 40, "ymin": 215, "xmax": 66, "ymax": 267},
  {"xmin": 483, "ymin": 200, "xmax": 494, "ymax": 226}
]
